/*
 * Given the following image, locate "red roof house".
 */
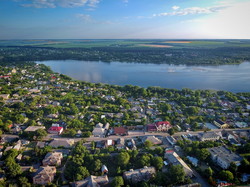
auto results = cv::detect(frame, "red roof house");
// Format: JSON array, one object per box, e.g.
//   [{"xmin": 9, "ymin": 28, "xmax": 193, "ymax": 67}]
[
  {"xmin": 48, "ymin": 126, "xmax": 63, "ymax": 135},
  {"xmin": 155, "ymin": 121, "xmax": 172, "ymax": 131},
  {"xmin": 147, "ymin": 121, "xmax": 172, "ymax": 132},
  {"xmin": 147, "ymin": 124, "xmax": 157, "ymax": 132},
  {"xmin": 114, "ymin": 127, "xmax": 128, "ymax": 136}
]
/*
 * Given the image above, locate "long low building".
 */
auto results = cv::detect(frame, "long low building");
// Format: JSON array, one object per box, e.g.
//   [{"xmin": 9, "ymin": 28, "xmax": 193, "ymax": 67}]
[{"xmin": 165, "ymin": 151, "xmax": 193, "ymax": 178}]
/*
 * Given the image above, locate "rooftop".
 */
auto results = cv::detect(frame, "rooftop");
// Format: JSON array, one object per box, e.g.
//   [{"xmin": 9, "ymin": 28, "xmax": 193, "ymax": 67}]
[{"xmin": 208, "ymin": 146, "xmax": 243, "ymax": 164}]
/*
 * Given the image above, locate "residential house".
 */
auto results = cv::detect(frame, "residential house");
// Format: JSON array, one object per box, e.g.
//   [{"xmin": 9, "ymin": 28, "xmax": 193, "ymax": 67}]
[
  {"xmin": 199, "ymin": 132, "xmax": 221, "ymax": 141},
  {"xmin": 48, "ymin": 124, "xmax": 63, "ymax": 135},
  {"xmin": 37, "ymin": 141, "xmax": 46, "ymax": 148},
  {"xmin": 92, "ymin": 123, "xmax": 107, "ymax": 138},
  {"xmin": 96, "ymin": 141, "xmax": 105, "ymax": 149},
  {"xmin": 142, "ymin": 136, "xmax": 162, "ymax": 145},
  {"xmin": 123, "ymin": 166, "xmax": 156, "ymax": 183},
  {"xmin": 105, "ymin": 139, "xmax": 115, "ymax": 148},
  {"xmin": 214, "ymin": 119, "xmax": 229, "ymax": 129},
  {"xmin": 147, "ymin": 124, "xmax": 157, "ymax": 132},
  {"xmin": 0, "ymin": 94, "xmax": 10, "ymax": 100},
  {"xmin": 127, "ymin": 139, "xmax": 137, "ymax": 150},
  {"xmin": 114, "ymin": 127, "xmax": 128, "ymax": 136},
  {"xmin": 13, "ymin": 141, "xmax": 22, "ymax": 150},
  {"xmin": 47, "ymin": 113, "xmax": 59, "ymax": 119},
  {"xmin": 187, "ymin": 156, "xmax": 198, "ymax": 167},
  {"xmin": 33, "ymin": 166, "xmax": 56, "ymax": 185},
  {"xmin": 221, "ymin": 131, "xmax": 241, "ymax": 146},
  {"xmin": 42, "ymin": 152, "xmax": 63, "ymax": 166},
  {"xmin": 208, "ymin": 146, "xmax": 243, "ymax": 169},
  {"xmin": 71, "ymin": 175, "xmax": 109, "ymax": 187},
  {"xmin": 116, "ymin": 138, "xmax": 125, "ymax": 150},
  {"xmin": 48, "ymin": 139, "xmax": 74, "ymax": 148},
  {"xmin": 76, "ymin": 130, "xmax": 82, "ymax": 137},
  {"xmin": 16, "ymin": 153, "xmax": 22, "ymax": 162},
  {"xmin": 92, "ymin": 128, "xmax": 105, "ymax": 138},
  {"xmin": 24, "ymin": 126, "xmax": 45, "ymax": 132},
  {"xmin": 147, "ymin": 121, "xmax": 172, "ymax": 132},
  {"xmin": 101, "ymin": 165, "xmax": 108, "ymax": 174},
  {"xmin": 166, "ymin": 136, "xmax": 177, "ymax": 146}
]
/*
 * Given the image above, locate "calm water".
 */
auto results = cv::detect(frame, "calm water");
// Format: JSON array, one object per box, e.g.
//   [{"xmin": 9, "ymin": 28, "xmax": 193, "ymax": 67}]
[{"xmin": 36, "ymin": 60, "xmax": 250, "ymax": 92}]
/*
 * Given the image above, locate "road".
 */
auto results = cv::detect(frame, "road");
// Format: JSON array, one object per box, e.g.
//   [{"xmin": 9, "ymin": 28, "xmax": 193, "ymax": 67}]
[{"xmin": 2, "ymin": 127, "xmax": 249, "ymax": 143}]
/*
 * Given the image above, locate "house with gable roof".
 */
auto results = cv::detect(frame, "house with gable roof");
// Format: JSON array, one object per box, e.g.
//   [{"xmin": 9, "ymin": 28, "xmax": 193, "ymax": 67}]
[
  {"xmin": 48, "ymin": 124, "xmax": 63, "ymax": 135},
  {"xmin": 147, "ymin": 121, "xmax": 172, "ymax": 132},
  {"xmin": 42, "ymin": 152, "xmax": 63, "ymax": 166},
  {"xmin": 123, "ymin": 166, "xmax": 156, "ymax": 183},
  {"xmin": 33, "ymin": 166, "xmax": 56, "ymax": 185}
]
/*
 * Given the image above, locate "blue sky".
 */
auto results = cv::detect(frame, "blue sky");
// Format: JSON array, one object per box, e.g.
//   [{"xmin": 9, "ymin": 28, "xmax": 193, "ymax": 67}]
[{"xmin": 0, "ymin": 0, "xmax": 250, "ymax": 39}]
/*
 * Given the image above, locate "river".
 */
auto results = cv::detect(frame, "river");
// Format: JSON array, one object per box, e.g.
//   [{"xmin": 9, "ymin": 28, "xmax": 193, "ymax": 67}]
[{"xmin": 36, "ymin": 60, "xmax": 250, "ymax": 92}]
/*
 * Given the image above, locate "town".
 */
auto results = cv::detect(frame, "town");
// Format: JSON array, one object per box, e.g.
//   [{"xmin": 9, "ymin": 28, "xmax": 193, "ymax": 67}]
[{"xmin": 0, "ymin": 61, "xmax": 250, "ymax": 187}]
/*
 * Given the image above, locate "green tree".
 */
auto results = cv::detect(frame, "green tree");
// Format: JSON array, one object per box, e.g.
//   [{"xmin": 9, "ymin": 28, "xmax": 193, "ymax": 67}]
[
  {"xmin": 229, "ymin": 162, "xmax": 237, "ymax": 175},
  {"xmin": 93, "ymin": 159, "xmax": 102, "ymax": 172},
  {"xmin": 196, "ymin": 148, "xmax": 210, "ymax": 161},
  {"xmin": 14, "ymin": 114, "xmax": 25, "ymax": 124},
  {"xmin": 152, "ymin": 157, "xmax": 163, "ymax": 170},
  {"xmin": 139, "ymin": 154, "xmax": 151, "ymax": 167},
  {"xmin": 154, "ymin": 147, "xmax": 164, "ymax": 156},
  {"xmin": 168, "ymin": 128, "xmax": 175, "ymax": 135},
  {"xmin": 19, "ymin": 177, "xmax": 31, "ymax": 187},
  {"xmin": 239, "ymin": 158, "xmax": 250, "ymax": 173},
  {"xmin": 219, "ymin": 170, "xmax": 234, "ymax": 182},
  {"xmin": 129, "ymin": 150, "xmax": 138, "ymax": 161},
  {"xmin": 5, "ymin": 158, "xmax": 22, "ymax": 177},
  {"xmin": 144, "ymin": 140, "xmax": 153, "ymax": 149},
  {"xmin": 117, "ymin": 152, "xmax": 130, "ymax": 167},
  {"xmin": 204, "ymin": 167, "xmax": 213, "ymax": 178},
  {"xmin": 36, "ymin": 128, "xmax": 47, "ymax": 140},
  {"xmin": 185, "ymin": 106, "xmax": 199, "ymax": 115},
  {"xmin": 76, "ymin": 166, "xmax": 90, "ymax": 180},
  {"xmin": 168, "ymin": 165, "xmax": 185, "ymax": 185},
  {"xmin": 111, "ymin": 176, "xmax": 124, "ymax": 187},
  {"xmin": 45, "ymin": 105, "xmax": 58, "ymax": 114}
]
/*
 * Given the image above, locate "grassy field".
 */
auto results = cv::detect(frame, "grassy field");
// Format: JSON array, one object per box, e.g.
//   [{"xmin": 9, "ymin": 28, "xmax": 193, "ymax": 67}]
[{"xmin": 1, "ymin": 39, "xmax": 250, "ymax": 49}]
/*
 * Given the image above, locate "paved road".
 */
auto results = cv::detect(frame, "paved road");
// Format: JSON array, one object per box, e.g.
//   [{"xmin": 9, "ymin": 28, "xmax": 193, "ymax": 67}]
[
  {"xmin": 192, "ymin": 169, "xmax": 210, "ymax": 187},
  {"xmin": 2, "ymin": 127, "xmax": 249, "ymax": 143}
]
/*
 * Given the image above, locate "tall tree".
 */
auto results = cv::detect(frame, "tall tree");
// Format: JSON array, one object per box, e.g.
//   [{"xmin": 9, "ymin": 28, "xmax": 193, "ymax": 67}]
[
  {"xmin": 117, "ymin": 152, "xmax": 130, "ymax": 167},
  {"xmin": 168, "ymin": 165, "xmax": 185, "ymax": 185},
  {"xmin": 111, "ymin": 176, "xmax": 124, "ymax": 187}
]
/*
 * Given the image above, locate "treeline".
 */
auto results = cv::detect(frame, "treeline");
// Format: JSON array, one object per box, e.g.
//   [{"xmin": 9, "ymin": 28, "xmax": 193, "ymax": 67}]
[{"xmin": 1, "ymin": 46, "xmax": 250, "ymax": 65}]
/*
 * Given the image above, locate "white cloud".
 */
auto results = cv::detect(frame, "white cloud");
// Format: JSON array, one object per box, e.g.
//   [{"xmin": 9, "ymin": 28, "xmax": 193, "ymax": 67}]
[
  {"xmin": 21, "ymin": 0, "xmax": 100, "ymax": 8},
  {"xmin": 154, "ymin": 5, "xmax": 226, "ymax": 17},
  {"xmin": 88, "ymin": 0, "xmax": 100, "ymax": 7},
  {"xmin": 123, "ymin": 0, "xmax": 128, "ymax": 3},
  {"xmin": 76, "ymin": 14, "xmax": 115, "ymax": 24},
  {"xmin": 76, "ymin": 14, "xmax": 93, "ymax": 22},
  {"xmin": 172, "ymin": 6, "xmax": 180, "ymax": 10}
]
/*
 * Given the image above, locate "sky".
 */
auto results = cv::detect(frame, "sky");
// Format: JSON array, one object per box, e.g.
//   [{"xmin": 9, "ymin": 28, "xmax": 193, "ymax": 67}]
[{"xmin": 0, "ymin": 0, "xmax": 250, "ymax": 39}]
